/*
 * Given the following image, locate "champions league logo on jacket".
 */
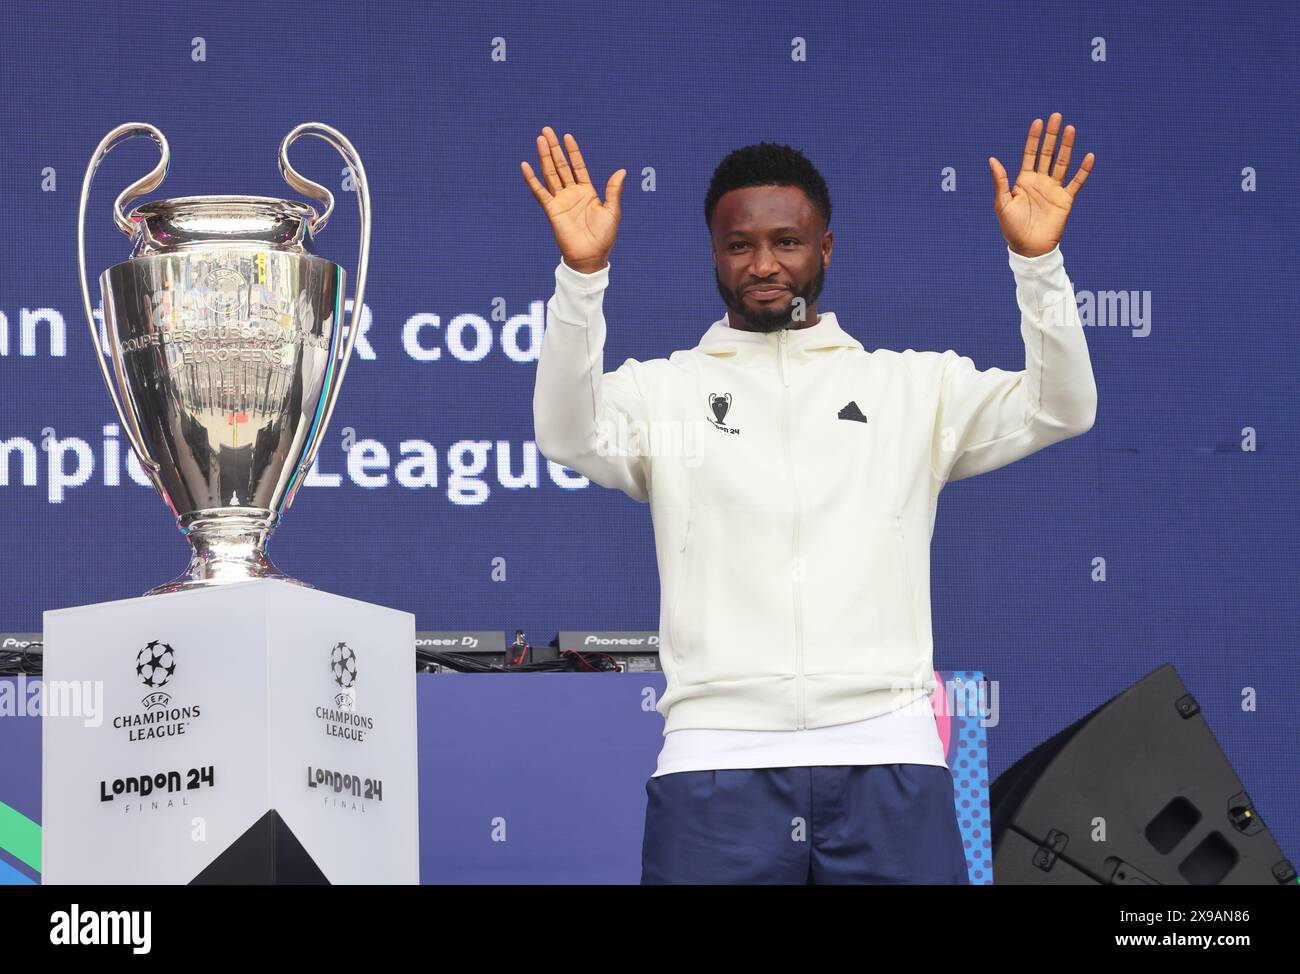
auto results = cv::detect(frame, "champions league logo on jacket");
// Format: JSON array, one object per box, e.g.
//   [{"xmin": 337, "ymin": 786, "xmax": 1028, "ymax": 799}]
[
  {"xmin": 707, "ymin": 392, "xmax": 740, "ymax": 434},
  {"xmin": 317, "ymin": 641, "xmax": 374, "ymax": 742},
  {"xmin": 112, "ymin": 639, "xmax": 201, "ymax": 741}
]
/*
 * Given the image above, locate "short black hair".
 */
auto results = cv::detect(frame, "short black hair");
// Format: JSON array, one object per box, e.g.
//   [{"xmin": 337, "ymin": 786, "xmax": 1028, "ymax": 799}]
[{"xmin": 704, "ymin": 142, "xmax": 831, "ymax": 232}]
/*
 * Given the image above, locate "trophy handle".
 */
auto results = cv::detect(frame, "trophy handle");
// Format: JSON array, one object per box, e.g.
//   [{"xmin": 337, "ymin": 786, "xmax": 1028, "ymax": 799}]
[
  {"xmin": 277, "ymin": 122, "xmax": 371, "ymax": 508},
  {"xmin": 77, "ymin": 123, "xmax": 167, "ymax": 478}
]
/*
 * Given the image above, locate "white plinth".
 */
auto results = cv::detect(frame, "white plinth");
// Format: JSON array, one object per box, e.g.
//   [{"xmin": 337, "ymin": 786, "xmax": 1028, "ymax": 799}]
[{"xmin": 41, "ymin": 579, "xmax": 418, "ymax": 884}]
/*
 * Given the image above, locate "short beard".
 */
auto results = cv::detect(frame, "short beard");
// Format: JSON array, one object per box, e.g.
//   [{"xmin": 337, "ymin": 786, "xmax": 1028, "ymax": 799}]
[{"xmin": 715, "ymin": 263, "xmax": 825, "ymax": 333}]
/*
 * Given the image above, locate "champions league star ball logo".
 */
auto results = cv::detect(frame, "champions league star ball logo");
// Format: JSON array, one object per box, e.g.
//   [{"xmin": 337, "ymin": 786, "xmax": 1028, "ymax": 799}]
[
  {"xmin": 331, "ymin": 642, "xmax": 357, "ymax": 690},
  {"xmin": 319, "ymin": 641, "xmax": 373, "ymax": 736},
  {"xmin": 120, "ymin": 639, "xmax": 196, "ymax": 730},
  {"xmin": 330, "ymin": 642, "xmax": 358, "ymax": 711},
  {"xmin": 135, "ymin": 640, "xmax": 176, "ymax": 689}
]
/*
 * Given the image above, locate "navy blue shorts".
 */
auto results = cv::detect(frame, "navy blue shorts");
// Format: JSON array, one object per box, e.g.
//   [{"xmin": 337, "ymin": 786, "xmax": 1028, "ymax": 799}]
[{"xmin": 641, "ymin": 763, "xmax": 970, "ymax": 884}]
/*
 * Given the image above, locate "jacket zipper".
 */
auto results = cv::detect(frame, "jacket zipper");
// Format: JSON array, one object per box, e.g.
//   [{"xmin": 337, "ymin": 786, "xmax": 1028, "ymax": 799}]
[{"xmin": 779, "ymin": 330, "xmax": 806, "ymax": 730}]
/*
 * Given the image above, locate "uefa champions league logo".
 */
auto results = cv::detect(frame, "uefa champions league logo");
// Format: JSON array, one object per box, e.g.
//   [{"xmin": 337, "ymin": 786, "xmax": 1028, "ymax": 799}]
[
  {"xmin": 331, "ymin": 642, "xmax": 357, "ymax": 688},
  {"xmin": 331, "ymin": 642, "xmax": 357, "ymax": 709},
  {"xmin": 136, "ymin": 640, "xmax": 176, "ymax": 690},
  {"xmin": 316, "ymin": 641, "xmax": 372, "ymax": 740},
  {"xmin": 114, "ymin": 639, "xmax": 200, "ymax": 737}
]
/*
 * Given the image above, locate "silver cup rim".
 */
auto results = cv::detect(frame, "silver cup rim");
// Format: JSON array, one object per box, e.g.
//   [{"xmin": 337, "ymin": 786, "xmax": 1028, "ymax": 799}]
[{"xmin": 128, "ymin": 194, "xmax": 318, "ymax": 219}]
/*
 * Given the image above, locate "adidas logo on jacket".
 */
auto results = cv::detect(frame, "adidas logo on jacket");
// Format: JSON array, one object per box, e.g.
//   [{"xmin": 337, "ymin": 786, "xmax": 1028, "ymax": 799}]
[{"xmin": 533, "ymin": 245, "xmax": 1097, "ymax": 733}]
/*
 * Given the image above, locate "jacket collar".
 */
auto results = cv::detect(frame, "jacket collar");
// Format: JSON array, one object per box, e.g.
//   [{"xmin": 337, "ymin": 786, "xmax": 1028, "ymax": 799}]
[{"xmin": 693, "ymin": 311, "xmax": 864, "ymax": 357}]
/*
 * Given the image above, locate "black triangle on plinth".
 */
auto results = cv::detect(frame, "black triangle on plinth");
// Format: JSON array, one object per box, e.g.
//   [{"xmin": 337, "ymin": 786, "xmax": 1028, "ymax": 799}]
[{"xmin": 190, "ymin": 809, "xmax": 330, "ymax": 885}]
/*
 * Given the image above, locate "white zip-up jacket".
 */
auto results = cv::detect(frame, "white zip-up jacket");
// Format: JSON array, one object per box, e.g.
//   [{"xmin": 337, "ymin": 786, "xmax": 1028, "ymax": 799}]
[{"xmin": 534, "ymin": 245, "xmax": 1096, "ymax": 734}]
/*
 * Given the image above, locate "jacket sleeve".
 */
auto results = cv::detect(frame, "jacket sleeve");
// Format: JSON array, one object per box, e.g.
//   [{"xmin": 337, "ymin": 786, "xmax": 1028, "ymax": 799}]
[
  {"xmin": 932, "ymin": 244, "xmax": 1098, "ymax": 484},
  {"xmin": 532, "ymin": 259, "xmax": 652, "ymax": 503}
]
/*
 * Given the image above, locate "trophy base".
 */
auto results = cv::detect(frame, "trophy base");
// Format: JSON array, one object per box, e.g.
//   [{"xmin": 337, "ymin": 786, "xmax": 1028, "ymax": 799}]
[
  {"xmin": 42, "ymin": 579, "xmax": 419, "ymax": 883},
  {"xmin": 146, "ymin": 507, "xmax": 313, "ymax": 597}
]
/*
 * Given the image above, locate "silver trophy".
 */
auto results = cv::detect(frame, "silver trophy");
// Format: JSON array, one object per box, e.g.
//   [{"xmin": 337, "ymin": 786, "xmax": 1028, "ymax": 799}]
[{"xmin": 77, "ymin": 123, "xmax": 370, "ymax": 595}]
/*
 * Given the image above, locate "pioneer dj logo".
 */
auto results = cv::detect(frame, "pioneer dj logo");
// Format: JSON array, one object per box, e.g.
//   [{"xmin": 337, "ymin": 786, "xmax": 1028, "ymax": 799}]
[{"xmin": 707, "ymin": 392, "xmax": 740, "ymax": 434}]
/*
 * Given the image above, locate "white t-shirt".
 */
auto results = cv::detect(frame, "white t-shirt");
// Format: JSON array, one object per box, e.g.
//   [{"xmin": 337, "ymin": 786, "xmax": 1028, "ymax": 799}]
[{"xmin": 652, "ymin": 700, "xmax": 948, "ymax": 777}]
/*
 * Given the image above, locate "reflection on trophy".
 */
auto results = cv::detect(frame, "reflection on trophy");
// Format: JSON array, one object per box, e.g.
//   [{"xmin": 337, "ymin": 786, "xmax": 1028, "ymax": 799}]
[{"xmin": 76, "ymin": 122, "xmax": 370, "ymax": 595}]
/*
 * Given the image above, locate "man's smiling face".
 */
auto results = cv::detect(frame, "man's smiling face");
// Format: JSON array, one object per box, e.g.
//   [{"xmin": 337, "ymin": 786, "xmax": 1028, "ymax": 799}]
[{"xmin": 711, "ymin": 185, "xmax": 832, "ymax": 333}]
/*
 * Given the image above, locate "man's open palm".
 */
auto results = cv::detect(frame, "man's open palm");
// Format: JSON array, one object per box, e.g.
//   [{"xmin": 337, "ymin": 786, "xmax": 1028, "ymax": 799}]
[
  {"xmin": 521, "ymin": 127, "xmax": 626, "ymax": 274},
  {"xmin": 989, "ymin": 112, "xmax": 1094, "ymax": 258}
]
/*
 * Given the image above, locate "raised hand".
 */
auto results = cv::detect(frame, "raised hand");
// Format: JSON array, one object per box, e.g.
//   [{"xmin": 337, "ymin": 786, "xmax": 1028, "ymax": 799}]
[
  {"xmin": 521, "ymin": 127, "xmax": 626, "ymax": 274},
  {"xmin": 988, "ymin": 112, "xmax": 1094, "ymax": 258}
]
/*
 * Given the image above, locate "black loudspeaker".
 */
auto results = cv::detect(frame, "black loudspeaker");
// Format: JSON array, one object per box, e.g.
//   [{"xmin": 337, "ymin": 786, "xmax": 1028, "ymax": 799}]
[{"xmin": 991, "ymin": 664, "xmax": 1296, "ymax": 885}]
